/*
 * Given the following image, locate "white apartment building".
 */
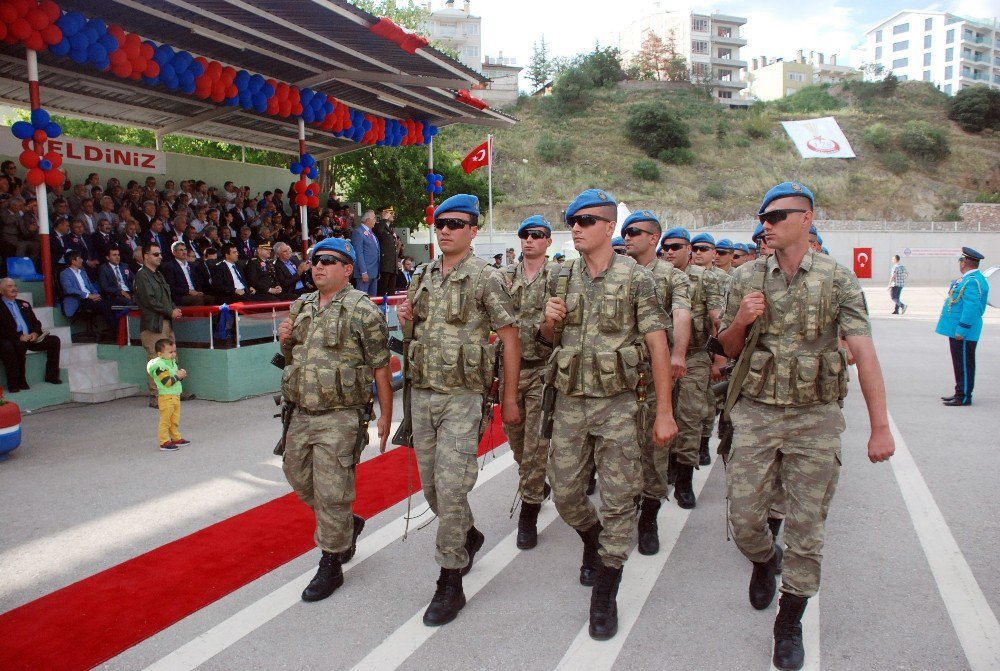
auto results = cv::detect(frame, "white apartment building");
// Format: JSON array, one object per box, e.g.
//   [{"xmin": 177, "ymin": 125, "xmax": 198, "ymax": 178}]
[
  {"xmin": 864, "ymin": 10, "xmax": 1000, "ymax": 95},
  {"xmin": 422, "ymin": 0, "xmax": 481, "ymax": 71},
  {"xmin": 476, "ymin": 54, "xmax": 522, "ymax": 108},
  {"xmin": 619, "ymin": 10, "xmax": 749, "ymax": 106}
]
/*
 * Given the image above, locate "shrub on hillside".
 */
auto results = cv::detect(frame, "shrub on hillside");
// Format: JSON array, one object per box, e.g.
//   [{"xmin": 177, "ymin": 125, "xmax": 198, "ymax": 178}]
[
  {"xmin": 549, "ymin": 66, "xmax": 592, "ymax": 115},
  {"xmin": 624, "ymin": 102, "xmax": 691, "ymax": 157},
  {"xmin": 898, "ymin": 120, "xmax": 950, "ymax": 163},
  {"xmin": 577, "ymin": 46, "xmax": 625, "ymax": 88},
  {"xmin": 948, "ymin": 85, "xmax": 1000, "ymax": 132},
  {"xmin": 659, "ymin": 147, "xmax": 695, "ymax": 165},
  {"xmin": 701, "ymin": 181, "xmax": 726, "ymax": 200},
  {"xmin": 535, "ymin": 134, "xmax": 575, "ymax": 164},
  {"xmin": 631, "ymin": 158, "xmax": 661, "ymax": 181},
  {"xmin": 770, "ymin": 85, "xmax": 843, "ymax": 113},
  {"xmin": 742, "ymin": 115, "xmax": 772, "ymax": 139},
  {"xmin": 863, "ymin": 123, "xmax": 892, "ymax": 152},
  {"xmin": 882, "ymin": 151, "xmax": 910, "ymax": 175}
]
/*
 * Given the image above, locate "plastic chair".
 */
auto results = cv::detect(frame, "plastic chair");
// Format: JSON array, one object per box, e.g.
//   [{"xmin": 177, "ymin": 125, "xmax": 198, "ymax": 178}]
[{"xmin": 6, "ymin": 257, "xmax": 43, "ymax": 282}]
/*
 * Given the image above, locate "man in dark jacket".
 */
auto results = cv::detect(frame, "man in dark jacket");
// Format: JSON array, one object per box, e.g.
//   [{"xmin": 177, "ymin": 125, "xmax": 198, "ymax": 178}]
[
  {"xmin": 0, "ymin": 277, "xmax": 61, "ymax": 392},
  {"xmin": 375, "ymin": 206, "xmax": 398, "ymax": 295},
  {"xmin": 134, "ymin": 242, "xmax": 182, "ymax": 406},
  {"xmin": 245, "ymin": 243, "xmax": 284, "ymax": 300}
]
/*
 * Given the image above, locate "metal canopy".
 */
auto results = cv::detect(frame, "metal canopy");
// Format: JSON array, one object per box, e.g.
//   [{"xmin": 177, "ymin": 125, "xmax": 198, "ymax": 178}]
[{"xmin": 0, "ymin": 0, "xmax": 514, "ymax": 156}]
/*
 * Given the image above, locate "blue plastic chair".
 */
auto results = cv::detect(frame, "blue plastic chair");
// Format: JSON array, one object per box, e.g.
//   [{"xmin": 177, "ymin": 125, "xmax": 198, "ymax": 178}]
[{"xmin": 6, "ymin": 257, "xmax": 43, "ymax": 282}]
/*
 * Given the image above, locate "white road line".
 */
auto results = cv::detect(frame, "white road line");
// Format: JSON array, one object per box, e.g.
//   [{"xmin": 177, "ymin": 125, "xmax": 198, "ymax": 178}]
[
  {"xmin": 887, "ymin": 412, "xmax": 1000, "ymax": 671},
  {"xmin": 769, "ymin": 595, "xmax": 820, "ymax": 671},
  {"xmin": 555, "ymin": 460, "xmax": 714, "ymax": 671},
  {"xmin": 348, "ymin": 503, "xmax": 561, "ymax": 671},
  {"xmin": 143, "ymin": 449, "xmax": 516, "ymax": 671}
]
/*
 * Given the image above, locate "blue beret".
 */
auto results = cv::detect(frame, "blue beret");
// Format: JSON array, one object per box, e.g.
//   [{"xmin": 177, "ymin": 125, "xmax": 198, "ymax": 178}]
[
  {"xmin": 758, "ymin": 181, "xmax": 814, "ymax": 216},
  {"xmin": 611, "ymin": 236, "xmax": 625, "ymax": 247},
  {"xmin": 690, "ymin": 233, "xmax": 715, "ymax": 247},
  {"xmin": 553, "ymin": 252, "xmax": 565, "ymax": 260},
  {"xmin": 518, "ymin": 215, "xmax": 552, "ymax": 235},
  {"xmin": 816, "ymin": 234, "xmax": 824, "ymax": 245},
  {"xmin": 622, "ymin": 210, "xmax": 659, "ymax": 228},
  {"xmin": 716, "ymin": 238, "xmax": 734, "ymax": 251},
  {"xmin": 662, "ymin": 227, "xmax": 690, "ymax": 242},
  {"xmin": 733, "ymin": 243, "xmax": 749, "ymax": 254},
  {"xmin": 748, "ymin": 243, "xmax": 758, "ymax": 252},
  {"xmin": 312, "ymin": 236, "xmax": 356, "ymax": 263},
  {"xmin": 434, "ymin": 193, "xmax": 480, "ymax": 219},
  {"xmin": 962, "ymin": 247, "xmax": 984, "ymax": 261},
  {"xmin": 808, "ymin": 225, "xmax": 818, "ymax": 235},
  {"xmin": 821, "ymin": 247, "xmax": 830, "ymax": 255},
  {"xmin": 751, "ymin": 224, "xmax": 764, "ymax": 242},
  {"xmin": 566, "ymin": 189, "xmax": 616, "ymax": 220}
]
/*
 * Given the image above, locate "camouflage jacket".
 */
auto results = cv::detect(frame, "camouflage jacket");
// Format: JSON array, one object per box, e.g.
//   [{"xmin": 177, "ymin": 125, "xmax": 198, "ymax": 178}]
[
  {"xmin": 504, "ymin": 260, "xmax": 559, "ymax": 365},
  {"xmin": 645, "ymin": 257, "xmax": 691, "ymax": 348},
  {"xmin": 685, "ymin": 263, "xmax": 726, "ymax": 351}
]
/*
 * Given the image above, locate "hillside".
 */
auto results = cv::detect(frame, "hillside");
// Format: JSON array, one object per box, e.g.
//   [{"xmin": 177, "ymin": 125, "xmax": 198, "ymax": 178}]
[{"xmin": 434, "ymin": 81, "xmax": 1000, "ymax": 230}]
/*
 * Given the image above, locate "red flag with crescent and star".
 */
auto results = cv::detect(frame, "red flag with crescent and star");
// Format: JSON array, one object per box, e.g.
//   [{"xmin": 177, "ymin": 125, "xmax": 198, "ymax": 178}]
[
  {"xmin": 461, "ymin": 139, "xmax": 490, "ymax": 174},
  {"xmin": 853, "ymin": 247, "xmax": 872, "ymax": 279}
]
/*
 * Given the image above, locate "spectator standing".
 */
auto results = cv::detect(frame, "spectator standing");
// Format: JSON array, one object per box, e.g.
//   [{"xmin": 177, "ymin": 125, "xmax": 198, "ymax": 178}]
[
  {"xmin": 350, "ymin": 210, "xmax": 380, "ymax": 296},
  {"xmin": 146, "ymin": 338, "xmax": 189, "ymax": 451},
  {"xmin": 888, "ymin": 254, "xmax": 908, "ymax": 315},
  {"xmin": 375, "ymin": 206, "xmax": 398, "ymax": 295},
  {"xmin": 134, "ymin": 243, "xmax": 183, "ymax": 407},
  {"xmin": 396, "ymin": 256, "xmax": 414, "ymax": 290},
  {"xmin": 936, "ymin": 247, "xmax": 990, "ymax": 406},
  {"xmin": 0, "ymin": 277, "xmax": 61, "ymax": 391}
]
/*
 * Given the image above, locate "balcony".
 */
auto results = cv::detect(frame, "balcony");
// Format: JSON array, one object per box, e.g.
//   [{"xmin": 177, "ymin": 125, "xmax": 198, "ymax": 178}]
[
  {"xmin": 708, "ymin": 13, "xmax": 747, "ymax": 26},
  {"xmin": 713, "ymin": 33, "xmax": 748, "ymax": 47},
  {"xmin": 711, "ymin": 56, "xmax": 747, "ymax": 68},
  {"xmin": 972, "ymin": 36, "xmax": 992, "ymax": 46},
  {"xmin": 714, "ymin": 78, "xmax": 747, "ymax": 89}
]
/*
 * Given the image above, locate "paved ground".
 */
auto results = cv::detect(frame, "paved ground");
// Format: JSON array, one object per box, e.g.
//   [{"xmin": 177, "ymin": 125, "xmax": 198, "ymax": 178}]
[{"xmin": 1, "ymin": 285, "xmax": 998, "ymax": 671}]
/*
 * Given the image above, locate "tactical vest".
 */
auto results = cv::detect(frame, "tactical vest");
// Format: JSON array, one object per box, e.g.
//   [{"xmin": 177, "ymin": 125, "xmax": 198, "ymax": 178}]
[
  {"xmin": 547, "ymin": 255, "xmax": 648, "ymax": 398},
  {"xmin": 281, "ymin": 288, "xmax": 375, "ymax": 412},
  {"xmin": 647, "ymin": 258, "xmax": 680, "ymax": 348},
  {"xmin": 741, "ymin": 254, "xmax": 849, "ymax": 407},
  {"xmin": 406, "ymin": 254, "xmax": 497, "ymax": 394},
  {"xmin": 685, "ymin": 263, "xmax": 710, "ymax": 349},
  {"xmin": 505, "ymin": 261, "xmax": 555, "ymax": 364}
]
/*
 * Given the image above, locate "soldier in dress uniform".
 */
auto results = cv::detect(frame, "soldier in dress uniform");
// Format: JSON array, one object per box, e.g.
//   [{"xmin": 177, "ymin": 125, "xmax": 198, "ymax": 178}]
[
  {"xmin": 276, "ymin": 237, "xmax": 394, "ymax": 602},
  {"xmin": 936, "ymin": 247, "xmax": 989, "ymax": 406},
  {"xmin": 717, "ymin": 181, "xmax": 894, "ymax": 670}
]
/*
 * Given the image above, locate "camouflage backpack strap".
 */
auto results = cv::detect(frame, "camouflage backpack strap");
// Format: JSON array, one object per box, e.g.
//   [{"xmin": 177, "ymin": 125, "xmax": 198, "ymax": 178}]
[
  {"xmin": 551, "ymin": 259, "xmax": 574, "ymax": 348},
  {"xmin": 750, "ymin": 257, "xmax": 768, "ymax": 329},
  {"xmin": 404, "ymin": 262, "xmax": 430, "ymax": 340}
]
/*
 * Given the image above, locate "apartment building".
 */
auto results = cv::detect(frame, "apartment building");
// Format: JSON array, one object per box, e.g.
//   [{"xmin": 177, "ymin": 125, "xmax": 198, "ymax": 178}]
[
  {"xmin": 619, "ymin": 10, "xmax": 749, "ymax": 106},
  {"xmin": 746, "ymin": 52, "xmax": 859, "ymax": 101},
  {"xmin": 864, "ymin": 10, "xmax": 1000, "ymax": 95},
  {"xmin": 476, "ymin": 54, "xmax": 522, "ymax": 108},
  {"xmin": 422, "ymin": 0, "xmax": 481, "ymax": 71}
]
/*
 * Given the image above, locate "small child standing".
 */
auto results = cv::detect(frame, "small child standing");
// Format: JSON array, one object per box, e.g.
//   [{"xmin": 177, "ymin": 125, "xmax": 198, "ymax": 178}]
[{"xmin": 146, "ymin": 339, "xmax": 190, "ymax": 451}]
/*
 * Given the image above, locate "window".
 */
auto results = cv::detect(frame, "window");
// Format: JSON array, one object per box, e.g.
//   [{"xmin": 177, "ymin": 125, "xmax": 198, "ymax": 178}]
[
  {"xmin": 945, "ymin": 65, "xmax": 953, "ymax": 78},
  {"xmin": 898, "ymin": 75, "xmax": 909, "ymax": 81},
  {"xmin": 717, "ymin": 27, "xmax": 732, "ymax": 38},
  {"xmin": 924, "ymin": 35, "xmax": 932, "ymax": 48},
  {"xmin": 923, "ymin": 70, "xmax": 931, "ymax": 81},
  {"xmin": 463, "ymin": 23, "xmax": 478, "ymax": 35},
  {"xmin": 946, "ymin": 47, "xmax": 953, "ymax": 61},
  {"xmin": 788, "ymin": 72, "xmax": 805, "ymax": 82},
  {"xmin": 718, "ymin": 48, "xmax": 733, "ymax": 59},
  {"xmin": 892, "ymin": 57, "xmax": 908, "ymax": 68},
  {"xmin": 893, "ymin": 23, "xmax": 909, "ymax": 34},
  {"xmin": 461, "ymin": 46, "xmax": 479, "ymax": 58},
  {"xmin": 875, "ymin": 29, "xmax": 882, "ymax": 42},
  {"xmin": 692, "ymin": 18, "xmax": 708, "ymax": 32},
  {"xmin": 925, "ymin": 17, "xmax": 933, "ymax": 30},
  {"xmin": 875, "ymin": 46, "xmax": 882, "ymax": 59},
  {"xmin": 946, "ymin": 29, "xmax": 954, "ymax": 44},
  {"xmin": 893, "ymin": 40, "xmax": 908, "ymax": 52},
  {"xmin": 718, "ymin": 90, "xmax": 732, "ymax": 99},
  {"xmin": 923, "ymin": 52, "xmax": 932, "ymax": 66},
  {"xmin": 692, "ymin": 62, "xmax": 709, "ymax": 77},
  {"xmin": 944, "ymin": 83, "xmax": 952, "ymax": 94},
  {"xmin": 692, "ymin": 40, "xmax": 708, "ymax": 54},
  {"xmin": 718, "ymin": 69, "xmax": 733, "ymax": 81}
]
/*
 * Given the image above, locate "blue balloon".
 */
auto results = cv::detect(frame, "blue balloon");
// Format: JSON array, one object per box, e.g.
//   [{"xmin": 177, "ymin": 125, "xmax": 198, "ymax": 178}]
[
  {"xmin": 234, "ymin": 70, "xmax": 250, "ymax": 87},
  {"xmin": 49, "ymin": 38, "xmax": 71, "ymax": 57},
  {"xmin": 308, "ymin": 167, "xmax": 318, "ymax": 179},
  {"xmin": 68, "ymin": 32, "xmax": 88, "ymax": 51},
  {"xmin": 253, "ymin": 100, "xmax": 267, "ymax": 114},
  {"xmin": 99, "ymin": 34, "xmax": 118, "ymax": 52},
  {"xmin": 154, "ymin": 44, "xmax": 174, "ymax": 64},
  {"xmin": 290, "ymin": 162, "xmax": 303, "ymax": 175},
  {"xmin": 182, "ymin": 80, "xmax": 196, "ymax": 95},
  {"xmin": 190, "ymin": 61, "xmax": 204, "ymax": 78},
  {"xmin": 300, "ymin": 88, "xmax": 314, "ymax": 104},
  {"xmin": 30, "ymin": 109, "xmax": 50, "ymax": 127},
  {"xmin": 224, "ymin": 96, "xmax": 239, "ymax": 106},
  {"xmin": 70, "ymin": 49, "xmax": 89, "ymax": 65},
  {"xmin": 45, "ymin": 122, "xmax": 61, "ymax": 139},
  {"xmin": 301, "ymin": 154, "xmax": 315, "ymax": 167},
  {"xmin": 263, "ymin": 84, "xmax": 275, "ymax": 98},
  {"xmin": 249, "ymin": 74, "xmax": 264, "ymax": 92},
  {"xmin": 179, "ymin": 71, "xmax": 195, "ymax": 89},
  {"xmin": 143, "ymin": 76, "xmax": 160, "ymax": 86},
  {"xmin": 82, "ymin": 26, "xmax": 98, "ymax": 43},
  {"xmin": 11, "ymin": 121, "xmax": 34, "ymax": 140},
  {"xmin": 38, "ymin": 159, "xmax": 52, "ymax": 171},
  {"xmin": 173, "ymin": 51, "xmax": 192, "ymax": 71},
  {"xmin": 87, "ymin": 43, "xmax": 107, "ymax": 63},
  {"xmin": 86, "ymin": 18, "xmax": 107, "ymax": 35}
]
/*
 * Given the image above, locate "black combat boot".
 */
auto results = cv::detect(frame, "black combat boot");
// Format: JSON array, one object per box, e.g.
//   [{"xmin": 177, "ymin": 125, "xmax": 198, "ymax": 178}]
[
  {"xmin": 666, "ymin": 454, "xmax": 678, "ymax": 486},
  {"xmin": 336, "ymin": 514, "xmax": 366, "ymax": 563},
  {"xmin": 768, "ymin": 516, "xmax": 783, "ymax": 541},
  {"xmin": 516, "ymin": 502, "xmax": 542, "ymax": 550},
  {"xmin": 749, "ymin": 543, "xmax": 783, "ymax": 610},
  {"xmin": 461, "ymin": 526, "xmax": 485, "ymax": 575},
  {"xmin": 301, "ymin": 551, "xmax": 344, "ymax": 602},
  {"xmin": 699, "ymin": 436, "xmax": 712, "ymax": 466},
  {"xmin": 588, "ymin": 562, "xmax": 623, "ymax": 640},
  {"xmin": 422, "ymin": 567, "xmax": 466, "ymax": 626},
  {"xmin": 576, "ymin": 522, "xmax": 603, "ymax": 586},
  {"xmin": 773, "ymin": 592, "xmax": 809, "ymax": 670},
  {"xmin": 636, "ymin": 497, "xmax": 661, "ymax": 555},
  {"xmin": 586, "ymin": 468, "xmax": 597, "ymax": 495},
  {"xmin": 674, "ymin": 463, "xmax": 696, "ymax": 509}
]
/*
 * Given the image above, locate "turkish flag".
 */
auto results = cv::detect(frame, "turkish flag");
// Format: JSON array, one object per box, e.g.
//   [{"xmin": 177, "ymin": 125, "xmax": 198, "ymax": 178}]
[
  {"xmin": 853, "ymin": 247, "xmax": 872, "ymax": 279},
  {"xmin": 461, "ymin": 140, "xmax": 490, "ymax": 174}
]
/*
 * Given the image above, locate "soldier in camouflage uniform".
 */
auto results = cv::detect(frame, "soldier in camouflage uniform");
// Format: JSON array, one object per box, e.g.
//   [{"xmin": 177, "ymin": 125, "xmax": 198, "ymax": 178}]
[
  {"xmin": 502, "ymin": 215, "xmax": 558, "ymax": 550},
  {"xmin": 276, "ymin": 237, "xmax": 394, "ymax": 603},
  {"xmin": 714, "ymin": 238, "xmax": 735, "ymax": 274},
  {"xmin": 623, "ymin": 209, "xmax": 691, "ymax": 556},
  {"xmin": 717, "ymin": 181, "xmax": 894, "ymax": 671},
  {"xmin": 395, "ymin": 194, "xmax": 522, "ymax": 627},
  {"xmin": 539, "ymin": 189, "xmax": 678, "ymax": 641},
  {"xmin": 660, "ymin": 227, "xmax": 726, "ymax": 509}
]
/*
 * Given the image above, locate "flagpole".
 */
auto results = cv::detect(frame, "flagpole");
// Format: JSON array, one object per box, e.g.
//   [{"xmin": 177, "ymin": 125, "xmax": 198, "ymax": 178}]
[
  {"xmin": 487, "ymin": 133, "xmax": 494, "ymax": 247},
  {"xmin": 428, "ymin": 136, "xmax": 435, "ymax": 260}
]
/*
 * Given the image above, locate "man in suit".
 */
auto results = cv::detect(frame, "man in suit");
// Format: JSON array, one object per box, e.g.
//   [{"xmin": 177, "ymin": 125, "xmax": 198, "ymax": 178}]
[
  {"xmin": 0, "ymin": 278, "xmax": 61, "ymax": 391},
  {"xmin": 140, "ymin": 219, "xmax": 171, "ymax": 255},
  {"xmin": 211, "ymin": 242, "xmax": 252, "ymax": 303},
  {"xmin": 67, "ymin": 220, "xmax": 100, "ymax": 280},
  {"xmin": 74, "ymin": 197, "xmax": 98, "ymax": 235},
  {"xmin": 136, "ymin": 200, "xmax": 157, "ymax": 232},
  {"xmin": 161, "ymin": 240, "xmax": 209, "ymax": 306},
  {"xmin": 97, "ymin": 246, "xmax": 135, "ymax": 308},
  {"xmin": 91, "ymin": 218, "xmax": 118, "ymax": 262},
  {"xmin": 396, "ymin": 256, "xmax": 415, "ymax": 291},
  {"xmin": 272, "ymin": 242, "xmax": 309, "ymax": 300},
  {"xmin": 235, "ymin": 226, "xmax": 256, "ymax": 261},
  {"xmin": 50, "ymin": 216, "xmax": 72, "ymax": 274},
  {"xmin": 245, "ymin": 243, "xmax": 283, "ymax": 300},
  {"xmin": 59, "ymin": 251, "xmax": 116, "ymax": 331},
  {"xmin": 350, "ymin": 210, "xmax": 380, "ymax": 296},
  {"xmin": 187, "ymin": 247, "xmax": 215, "ymax": 304},
  {"xmin": 936, "ymin": 247, "xmax": 990, "ymax": 406}
]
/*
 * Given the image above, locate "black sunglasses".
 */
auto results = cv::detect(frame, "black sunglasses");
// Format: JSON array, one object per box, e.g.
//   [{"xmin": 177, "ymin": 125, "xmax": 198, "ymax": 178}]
[
  {"xmin": 518, "ymin": 229, "xmax": 549, "ymax": 240},
  {"xmin": 313, "ymin": 254, "xmax": 347, "ymax": 266},
  {"xmin": 434, "ymin": 218, "xmax": 470, "ymax": 231},
  {"xmin": 716, "ymin": 249, "xmax": 732, "ymax": 256},
  {"xmin": 758, "ymin": 208, "xmax": 808, "ymax": 225},
  {"xmin": 661, "ymin": 242, "xmax": 689, "ymax": 252},
  {"xmin": 566, "ymin": 214, "xmax": 612, "ymax": 228},
  {"xmin": 622, "ymin": 226, "xmax": 658, "ymax": 238},
  {"xmin": 732, "ymin": 254, "xmax": 745, "ymax": 260},
  {"xmin": 692, "ymin": 245, "xmax": 714, "ymax": 253}
]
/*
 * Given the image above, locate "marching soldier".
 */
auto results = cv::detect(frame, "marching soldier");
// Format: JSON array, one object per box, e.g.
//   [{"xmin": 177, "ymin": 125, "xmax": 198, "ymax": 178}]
[
  {"xmin": 539, "ymin": 189, "xmax": 678, "ymax": 640},
  {"xmin": 276, "ymin": 237, "xmax": 394, "ymax": 602},
  {"xmin": 714, "ymin": 238, "xmax": 735, "ymax": 274},
  {"xmin": 717, "ymin": 181, "xmax": 894, "ymax": 670},
  {"xmin": 623, "ymin": 209, "xmax": 691, "ymax": 555},
  {"xmin": 395, "ymin": 194, "xmax": 522, "ymax": 627}
]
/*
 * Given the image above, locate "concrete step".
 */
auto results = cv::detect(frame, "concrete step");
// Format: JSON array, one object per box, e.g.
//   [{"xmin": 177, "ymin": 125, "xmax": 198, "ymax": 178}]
[
  {"xmin": 16, "ymin": 291, "xmax": 33, "ymax": 305},
  {"xmin": 68, "ymin": 359, "xmax": 120, "ymax": 392},
  {"xmin": 49, "ymin": 326, "xmax": 72, "ymax": 344},
  {"xmin": 36, "ymin": 305, "xmax": 54, "ymax": 329},
  {"xmin": 71, "ymin": 382, "xmax": 142, "ymax": 404},
  {"xmin": 60, "ymin": 343, "xmax": 98, "ymax": 367}
]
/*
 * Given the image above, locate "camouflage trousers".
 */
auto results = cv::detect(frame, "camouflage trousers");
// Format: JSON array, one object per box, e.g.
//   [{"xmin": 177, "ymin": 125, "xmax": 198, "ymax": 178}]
[
  {"xmin": 283, "ymin": 408, "xmax": 364, "ymax": 554},
  {"xmin": 501, "ymin": 363, "xmax": 548, "ymax": 505},
  {"xmin": 639, "ymin": 387, "xmax": 676, "ymax": 500},
  {"xmin": 672, "ymin": 351, "xmax": 711, "ymax": 467},
  {"xmin": 727, "ymin": 398, "xmax": 844, "ymax": 598},
  {"xmin": 411, "ymin": 388, "xmax": 482, "ymax": 570},
  {"xmin": 702, "ymin": 372, "xmax": 722, "ymax": 439},
  {"xmin": 548, "ymin": 392, "xmax": 641, "ymax": 569}
]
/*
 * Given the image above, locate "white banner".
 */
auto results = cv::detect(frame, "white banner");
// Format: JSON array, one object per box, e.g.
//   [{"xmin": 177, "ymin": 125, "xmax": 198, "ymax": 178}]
[
  {"xmin": 0, "ymin": 126, "xmax": 166, "ymax": 174},
  {"xmin": 902, "ymin": 247, "xmax": 963, "ymax": 258},
  {"xmin": 780, "ymin": 116, "xmax": 856, "ymax": 159}
]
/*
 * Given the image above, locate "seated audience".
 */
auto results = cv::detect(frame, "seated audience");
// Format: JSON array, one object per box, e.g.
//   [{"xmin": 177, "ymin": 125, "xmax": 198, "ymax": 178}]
[{"xmin": 0, "ymin": 277, "xmax": 61, "ymax": 391}]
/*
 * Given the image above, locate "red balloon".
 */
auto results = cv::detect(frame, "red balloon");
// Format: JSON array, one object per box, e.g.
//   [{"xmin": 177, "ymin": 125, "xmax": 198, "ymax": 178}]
[
  {"xmin": 279, "ymin": 101, "xmax": 291, "ymax": 117},
  {"xmin": 40, "ymin": 23, "xmax": 60, "ymax": 45},
  {"xmin": 425, "ymin": 205, "xmax": 435, "ymax": 224},
  {"xmin": 295, "ymin": 194, "xmax": 308, "ymax": 206},
  {"xmin": 143, "ymin": 61, "xmax": 160, "ymax": 78},
  {"xmin": 44, "ymin": 168, "xmax": 63, "ymax": 188},
  {"xmin": 10, "ymin": 18, "xmax": 33, "ymax": 41},
  {"xmin": 11, "ymin": 0, "xmax": 32, "ymax": 16},
  {"xmin": 107, "ymin": 23, "xmax": 126, "ymax": 41},
  {"xmin": 210, "ymin": 87, "xmax": 226, "ymax": 104},
  {"xmin": 43, "ymin": 151, "xmax": 61, "ymax": 168},
  {"xmin": 292, "ymin": 102, "xmax": 303, "ymax": 116},
  {"xmin": 293, "ymin": 181, "xmax": 306, "ymax": 194},
  {"xmin": 40, "ymin": 0, "xmax": 60, "ymax": 21},
  {"xmin": 109, "ymin": 47, "xmax": 127, "ymax": 64},
  {"xmin": 266, "ymin": 98, "xmax": 279, "ymax": 114},
  {"xmin": 0, "ymin": 4, "xmax": 18, "ymax": 24},
  {"xmin": 26, "ymin": 8, "xmax": 49, "ymax": 30},
  {"xmin": 307, "ymin": 196, "xmax": 319, "ymax": 209},
  {"xmin": 206, "ymin": 60, "xmax": 222, "ymax": 79},
  {"xmin": 112, "ymin": 62, "xmax": 132, "ymax": 78},
  {"xmin": 124, "ymin": 42, "xmax": 140, "ymax": 59},
  {"xmin": 221, "ymin": 66, "xmax": 236, "ymax": 82},
  {"xmin": 224, "ymin": 84, "xmax": 237, "ymax": 98},
  {"xmin": 306, "ymin": 184, "xmax": 317, "ymax": 196},
  {"xmin": 26, "ymin": 167, "xmax": 44, "ymax": 187},
  {"xmin": 0, "ymin": 23, "xmax": 8, "ymax": 43},
  {"xmin": 19, "ymin": 149, "xmax": 39, "ymax": 169},
  {"xmin": 33, "ymin": 129, "xmax": 47, "ymax": 143},
  {"xmin": 23, "ymin": 31, "xmax": 44, "ymax": 52},
  {"xmin": 140, "ymin": 43, "xmax": 154, "ymax": 60}
]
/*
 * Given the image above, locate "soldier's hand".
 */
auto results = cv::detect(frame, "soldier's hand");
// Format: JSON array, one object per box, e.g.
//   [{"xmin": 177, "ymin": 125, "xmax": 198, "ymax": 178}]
[
  {"xmin": 501, "ymin": 401, "xmax": 522, "ymax": 426},
  {"xmin": 735, "ymin": 291, "xmax": 765, "ymax": 327},
  {"xmin": 670, "ymin": 353, "xmax": 687, "ymax": 380},
  {"xmin": 544, "ymin": 296, "xmax": 567, "ymax": 325},
  {"xmin": 710, "ymin": 362, "xmax": 725, "ymax": 382},
  {"xmin": 277, "ymin": 317, "xmax": 294, "ymax": 344},
  {"xmin": 652, "ymin": 413, "xmax": 678, "ymax": 447},
  {"xmin": 868, "ymin": 426, "xmax": 895, "ymax": 463},
  {"xmin": 396, "ymin": 299, "xmax": 413, "ymax": 323},
  {"xmin": 377, "ymin": 413, "xmax": 391, "ymax": 453}
]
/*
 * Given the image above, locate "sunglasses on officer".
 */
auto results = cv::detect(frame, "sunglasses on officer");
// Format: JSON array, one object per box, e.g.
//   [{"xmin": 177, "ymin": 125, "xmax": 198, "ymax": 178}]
[
  {"xmin": 622, "ymin": 226, "xmax": 659, "ymax": 238},
  {"xmin": 313, "ymin": 254, "xmax": 348, "ymax": 266},
  {"xmin": 758, "ymin": 208, "xmax": 808, "ymax": 225},
  {"xmin": 518, "ymin": 229, "xmax": 550, "ymax": 240},
  {"xmin": 692, "ymin": 245, "xmax": 715, "ymax": 253},
  {"xmin": 661, "ymin": 242, "xmax": 689, "ymax": 252},
  {"xmin": 566, "ymin": 214, "xmax": 612, "ymax": 228},
  {"xmin": 434, "ymin": 218, "xmax": 471, "ymax": 231}
]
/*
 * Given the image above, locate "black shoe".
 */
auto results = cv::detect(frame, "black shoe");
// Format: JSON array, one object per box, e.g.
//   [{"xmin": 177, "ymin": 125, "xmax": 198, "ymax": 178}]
[
  {"xmin": 773, "ymin": 592, "xmax": 808, "ymax": 670},
  {"xmin": 768, "ymin": 517, "xmax": 783, "ymax": 541},
  {"xmin": 699, "ymin": 436, "xmax": 712, "ymax": 466},
  {"xmin": 586, "ymin": 469, "xmax": 597, "ymax": 496},
  {"xmin": 516, "ymin": 502, "xmax": 541, "ymax": 550},
  {"xmin": 461, "ymin": 526, "xmax": 484, "ymax": 576},
  {"xmin": 301, "ymin": 551, "xmax": 344, "ymax": 602},
  {"xmin": 674, "ymin": 463, "xmax": 696, "ymax": 509},
  {"xmin": 336, "ymin": 514, "xmax": 366, "ymax": 563},
  {"xmin": 45, "ymin": 375, "xmax": 62, "ymax": 384},
  {"xmin": 637, "ymin": 497, "xmax": 661, "ymax": 556},
  {"xmin": 749, "ymin": 543, "xmax": 783, "ymax": 610},
  {"xmin": 6, "ymin": 384, "xmax": 21, "ymax": 393},
  {"xmin": 891, "ymin": 310, "xmax": 898, "ymax": 315},
  {"xmin": 941, "ymin": 394, "xmax": 958, "ymax": 402},
  {"xmin": 588, "ymin": 562, "xmax": 623, "ymax": 640},
  {"xmin": 944, "ymin": 396, "xmax": 971, "ymax": 406},
  {"xmin": 666, "ymin": 453, "xmax": 678, "ymax": 486},
  {"xmin": 17, "ymin": 380, "xmax": 29, "ymax": 391},
  {"xmin": 577, "ymin": 522, "xmax": 603, "ymax": 586},
  {"xmin": 422, "ymin": 568, "xmax": 466, "ymax": 626}
]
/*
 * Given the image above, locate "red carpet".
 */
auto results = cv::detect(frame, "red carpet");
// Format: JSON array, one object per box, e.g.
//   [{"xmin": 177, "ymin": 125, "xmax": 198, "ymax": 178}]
[{"xmin": 0, "ymin": 410, "xmax": 507, "ymax": 671}]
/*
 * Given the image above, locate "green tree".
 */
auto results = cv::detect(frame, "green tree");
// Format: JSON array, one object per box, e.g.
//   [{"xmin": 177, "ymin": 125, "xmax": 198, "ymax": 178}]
[
  {"xmin": 624, "ymin": 102, "xmax": 691, "ymax": 157},
  {"xmin": 348, "ymin": 0, "xmax": 428, "ymax": 31},
  {"xmin": 662, "ymin": 30, "xmax": 689, "ymax": 83},
  {"xmin": 948, "ymin": 85, "xmax": 1000, "ymax": 132},
  {"xmin": 636, "ymin": 33, "xmax": 668, "ymax": 81},
  {"xmin": 577, "ymin": 44, "xmax": 625, "ymax": 88},
  {"xmin": 527, "ymin": 36, "xmax": 552, "ymax": 90},
  {"xmin": 898, "ymin": 120, "xmax": 950, "ymax": 163}
]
